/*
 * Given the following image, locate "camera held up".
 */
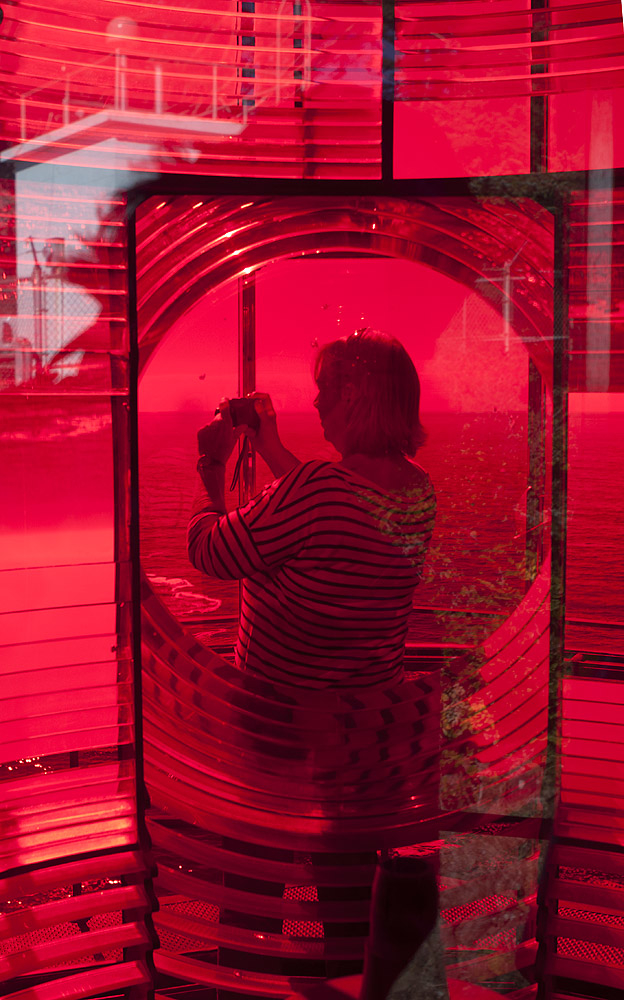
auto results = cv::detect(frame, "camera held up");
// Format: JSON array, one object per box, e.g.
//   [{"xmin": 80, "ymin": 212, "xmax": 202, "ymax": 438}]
[{"xmin": 227, "ymin": 397, "xmax": 260, "ymax": 432}]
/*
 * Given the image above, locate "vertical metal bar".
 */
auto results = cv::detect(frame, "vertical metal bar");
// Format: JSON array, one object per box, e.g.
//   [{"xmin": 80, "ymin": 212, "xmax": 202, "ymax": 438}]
[
  {"xmin": 238, "ymin": 1, "xmax": 256, "ymax": 109},
  {"xmin": 127, "ymin": 206, "xmax": 146, "ymax": 831},
  {"xmin": 381, "ymin": 0, "xmax": 395, "ymax": 182},
  {"xmin": 126, "ymin": 202, "xmax": 159, "ymax": 998},
  {"xmin": 548, "ymin": 201, "xmax": 569, "ymax": 811},
  {"xmin": 536, "ymin": 197, "xmax": 569, "ymax": 1000},
  {"xmin": 530, "ymin": 0, "xmax": 549, "ymax": 173},
  {"xmin": 120, "ymin": 53, "xmax": 128, "ymax": 112},
  {"xmin": 114, "ymin": 49, "xmax": 121, "ymax": 110},
  {"xmin": 293, "ymin": 2, "xmax": 304, "ymax": 109},
  {"xmin": 154, "ymin": 64, "xmax": 163, "ymax": 114},
  {"xmin": 303, "ymin": 1, "xmax": 312, "ymax": 94},
  {"xmin": 526, "ymin": 357, "xmax": 546, "ymax": 583},
  {"xmin": 63, "ymin": 78, "xmax": 70, "ymax": 125},
  {"xmin": 276, "ymin": 1, "xmax": 284, "ymax": 105},
  {"xmin": 503, "ymin": 264, "xmax": 511, "ymax": 354},
  {"xmin": 239, "ymin": 272, "xmax": 256, "ymax": 395},
  {"xmin": 239, "ymin": 271, "xmax": 256, "ymax": 504},
  {"xmin": 586, "ymin": 167, "xmax": 613, "ymax": 390},
  {"xmin": 30, "ymin": 244, "xmax": 43, "ymax": 359}
]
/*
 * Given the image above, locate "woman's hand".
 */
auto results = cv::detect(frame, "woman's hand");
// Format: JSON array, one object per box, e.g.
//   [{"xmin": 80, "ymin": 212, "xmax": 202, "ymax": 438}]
[
  {"xmin": 246, "ymin": 392, "xmax": 301, "ymax": 478},
  {"xmin": 246, "ymin": 392, "xmax": 281, "ymax": 456},
  {"xmin": 197, "ymin": 400, "xmax": 241, "ymax": 465}
]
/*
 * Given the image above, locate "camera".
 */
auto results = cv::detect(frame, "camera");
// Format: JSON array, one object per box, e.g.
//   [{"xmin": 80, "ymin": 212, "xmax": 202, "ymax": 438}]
[{"xmin": 228, "ymin": 397, "xmax": 260, "ymax": 431}]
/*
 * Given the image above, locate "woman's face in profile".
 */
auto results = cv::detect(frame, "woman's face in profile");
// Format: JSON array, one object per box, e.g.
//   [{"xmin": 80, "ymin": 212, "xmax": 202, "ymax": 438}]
[{"xmin": 314, "ymin": 362, "xmax": 345, "ymax": 447}]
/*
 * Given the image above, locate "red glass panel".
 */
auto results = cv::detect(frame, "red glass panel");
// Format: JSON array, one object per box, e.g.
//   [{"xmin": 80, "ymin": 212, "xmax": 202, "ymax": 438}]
[
  {"xmin": 254, "ymin": 255, "xmax": 543, "ymax": 618},
  {"xmin": 548, "ymin": 0, "xmax": 624, "ymax": 172},
  {"xmin": 394, "ymin": 0, "xmax": 532, "ymax": 178},
  {"xmin": 2, "ymin": 3, "xmax": 624, "ymax": 995},
  {"xmin": 395, "ymin": 0, "xmax": 624, "ymax": 178},
  {"xmin": 551, "ymin": 185, "xmax": 624, "ymax": 991},
  {"xmin": 0, "ymin": 174, "xmax": 152, "ymax": 996},
  {"xmin": 136, "ymin": 192, "xmax": 554, "ymax": 994},
  {"xmin": 1, "ymin": 2, "xmax": 382, "ymax": 179},
  {"xmin": 565, "ymin": 186, "xmax": 624, "ymax": 641}
]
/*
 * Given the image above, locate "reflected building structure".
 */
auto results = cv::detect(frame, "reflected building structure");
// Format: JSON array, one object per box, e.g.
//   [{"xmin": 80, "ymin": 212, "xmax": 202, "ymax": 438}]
[{"xmin": 1, "ymin": 4, "xmax": 624, "ymax": 1000}]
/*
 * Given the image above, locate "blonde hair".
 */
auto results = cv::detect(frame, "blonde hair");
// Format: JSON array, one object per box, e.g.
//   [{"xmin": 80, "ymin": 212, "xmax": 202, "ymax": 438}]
[{"xmin": 314, "ymin": 329, "xmax": 426, "ymax": 457}]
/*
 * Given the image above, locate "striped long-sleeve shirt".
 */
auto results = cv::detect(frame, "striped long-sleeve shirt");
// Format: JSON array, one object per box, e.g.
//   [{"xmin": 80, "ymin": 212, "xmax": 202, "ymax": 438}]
[{"xmin": 188, "ymin": 460, "xmax": 436, "ymax": 690}]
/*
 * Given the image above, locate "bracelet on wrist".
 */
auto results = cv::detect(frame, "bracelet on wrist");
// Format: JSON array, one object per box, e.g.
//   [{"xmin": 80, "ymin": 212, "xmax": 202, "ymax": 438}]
[{"xmin": 197, "ymin": 455, "xmax": 225, "ymax": 470}]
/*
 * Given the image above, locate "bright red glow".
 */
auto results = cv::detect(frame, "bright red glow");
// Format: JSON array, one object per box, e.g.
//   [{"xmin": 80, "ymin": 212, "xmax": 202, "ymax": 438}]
[
  {"xmin": 1, "ymin": 2, "xmax": 382, "ymax": 178},
  {"xmin": 395, "ymin": 0, "xmax": 624, "ymax": 177},
  {"xmin": 132, "ymin": 192, "xmax": 556, "ymax": 992},
  {"xmin": 2, "ymin": 5, "xmax": 624, "ymax": 999}
]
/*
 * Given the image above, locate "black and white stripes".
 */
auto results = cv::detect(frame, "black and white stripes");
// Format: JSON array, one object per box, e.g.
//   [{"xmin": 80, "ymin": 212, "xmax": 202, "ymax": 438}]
[{"xmin": 189, "ymin": 461, "xmax": 435, "ymax": 689}]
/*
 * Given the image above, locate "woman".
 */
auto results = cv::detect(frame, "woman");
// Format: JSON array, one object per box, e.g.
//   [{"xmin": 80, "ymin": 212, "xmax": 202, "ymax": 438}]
[
  {"xmin": 188, "ymin": 329, "xmax": 436, "ymax": 689},
  {"xmin": 186, "ymin": 328, "xmax": 436, "ymax": 982}
]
